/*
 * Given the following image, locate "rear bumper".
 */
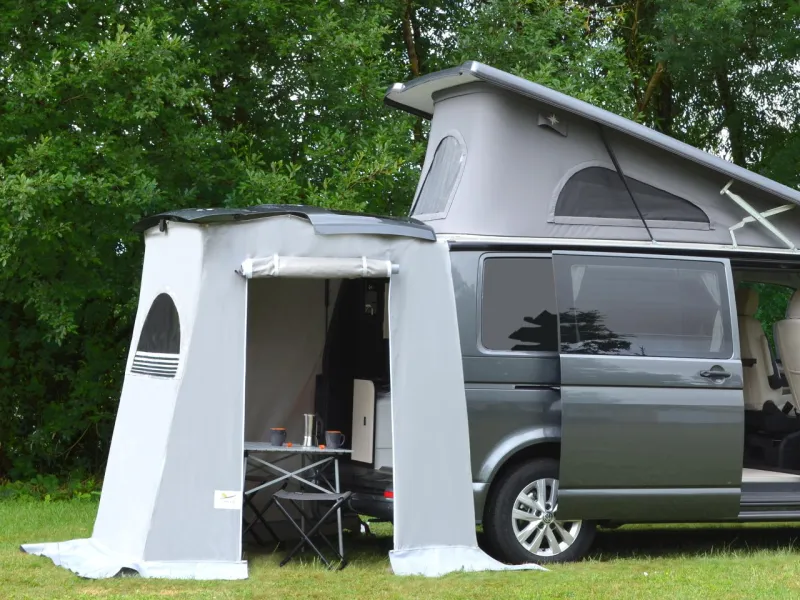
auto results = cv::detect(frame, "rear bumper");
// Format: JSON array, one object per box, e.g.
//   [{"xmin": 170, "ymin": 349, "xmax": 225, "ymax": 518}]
[
  {"xmin": 347, "ymin": 482, "xmax": 490, "ymax": 525},
  {"xmin": 348, "ymin": 492, "xmax": 395, "ymax": 522}
]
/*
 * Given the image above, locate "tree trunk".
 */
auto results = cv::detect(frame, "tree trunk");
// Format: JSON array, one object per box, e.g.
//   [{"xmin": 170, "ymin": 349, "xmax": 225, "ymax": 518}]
[
  {"xmin": 656, "ymin": 71, "xmax": 674, "ymax": 135},
  {"xmin": 715, "ymin": 67, "xmax": 747, "ymax": 166},
  {"xmin": 401, "ymin": 1, "xmax": 421, "ymax": 78},
  {"xmin": 635, "ymin": 61, "xmax": 665, "ymax": 118},
  {"xmin": 401, "ymin": 0, "xmax": 424, "ymax": 144}
]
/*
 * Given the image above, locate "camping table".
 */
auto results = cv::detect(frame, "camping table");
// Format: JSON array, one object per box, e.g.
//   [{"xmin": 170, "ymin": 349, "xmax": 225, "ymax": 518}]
[{"xmin": 243, "ymin": 442, "xmax": 352, "ymax": 556}]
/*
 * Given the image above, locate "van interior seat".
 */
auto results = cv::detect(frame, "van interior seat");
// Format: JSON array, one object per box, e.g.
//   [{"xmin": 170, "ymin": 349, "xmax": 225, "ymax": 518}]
[
  {"xmin": 736, "ymin": 288, "xmax": 785, "ymax": 411},
  {"xmin": 776, "ymin": 290, "xmax": 800, "ymax": 412}
]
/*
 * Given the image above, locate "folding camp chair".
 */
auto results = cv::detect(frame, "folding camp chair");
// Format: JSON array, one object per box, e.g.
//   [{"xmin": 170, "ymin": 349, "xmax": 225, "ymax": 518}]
[
  {"xmin": 272, "ymin": 489, "xmax": 352, "ymax": 570},
  {"xmin": 242, "ymin": 481, "xmax": 287, "ymax": 547}
]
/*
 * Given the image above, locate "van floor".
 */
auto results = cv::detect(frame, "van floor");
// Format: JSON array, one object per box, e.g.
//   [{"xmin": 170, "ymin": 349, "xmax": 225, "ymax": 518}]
[{"xmin": 742, "ymin": 467, "xmax": 800, "ymax": 483}]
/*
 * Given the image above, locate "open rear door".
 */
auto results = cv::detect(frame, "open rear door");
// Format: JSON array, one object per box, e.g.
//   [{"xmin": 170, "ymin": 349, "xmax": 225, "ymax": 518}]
[{"xmin": 552, "ymin": 251, "xmax": 744, "ymax": 521}]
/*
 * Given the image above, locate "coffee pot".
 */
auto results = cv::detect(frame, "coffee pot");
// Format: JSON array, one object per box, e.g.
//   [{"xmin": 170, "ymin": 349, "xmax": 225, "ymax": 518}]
[{"xmin": 302, "ymin": 413, "xmax": 324, "ymax": 446}]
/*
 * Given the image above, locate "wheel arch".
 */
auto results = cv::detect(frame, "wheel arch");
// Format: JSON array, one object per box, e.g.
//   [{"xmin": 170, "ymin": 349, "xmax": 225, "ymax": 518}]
[
  {"xmin": 477, "ymin": 427, "xmax": 561, "ymax": 482},
  {"xmin": 479, "ymin": 433, "xmax": 562, "ymax": 521}
]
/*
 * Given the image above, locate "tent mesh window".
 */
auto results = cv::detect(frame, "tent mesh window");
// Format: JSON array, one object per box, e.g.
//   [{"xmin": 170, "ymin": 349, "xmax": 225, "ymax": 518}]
[
  {"xmin": 411, "ymin": 135, "xmax": 466, "ymax": 217},
  {"xmin": 131, "ymin": 293, "xmax": 181, "ymax": 378},
  {"xmin": 555, "ymin": 166, "xmax": 709, "ymax": 224}
]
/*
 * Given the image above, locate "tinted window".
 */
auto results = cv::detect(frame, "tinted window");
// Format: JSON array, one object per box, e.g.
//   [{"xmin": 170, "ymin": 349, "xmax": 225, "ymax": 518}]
[
  {"xmin": 555, "ymin": 255, "xmax": 731, "ymax": 358},
  {"xmin": 136, "ymin": 293, "xmax": 180, "ymax": 354},
  {"xmin": 556, "ymin": 167, "xmax": 709, "ymax": 224},
  {"xmin": 411, "ymin": 135, "xmax": 465, "ymax": 216},
  {"xmin": 481, "ymin": 257, "xmax": 558, "ymax": 352}
]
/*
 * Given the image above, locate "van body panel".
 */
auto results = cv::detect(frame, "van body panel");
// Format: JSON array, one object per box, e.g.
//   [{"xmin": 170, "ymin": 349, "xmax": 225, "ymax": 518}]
[
  {"xmin": 557, "ymin": 487, "xmax": 742, "ymax": 521},
  {"xmin": 560, "ymin": 354, "xmax": 744, "ymax": 389},
  {"xmin": 462, "ymin": 357, "xmax": 560, "ymax": 387},
  {"xmin": 559, "ymin": 381, "xmax": 744, "ymax": 488},
  {"xmin": 465, "ymin": 386, "xmax": 561, "ymax": 482}
]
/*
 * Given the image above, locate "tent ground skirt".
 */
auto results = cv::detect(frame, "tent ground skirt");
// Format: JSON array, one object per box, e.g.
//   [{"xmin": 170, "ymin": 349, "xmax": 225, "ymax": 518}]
[{"xmin": 21, "ymin": 539, "xmax": 248, "ymax": 580}]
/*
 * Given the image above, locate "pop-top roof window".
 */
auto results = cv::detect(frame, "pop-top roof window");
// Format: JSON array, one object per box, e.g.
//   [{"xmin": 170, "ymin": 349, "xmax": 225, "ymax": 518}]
[
  {"xmin": 411, "ymin": 135, "xmax": 465, "ymax": 217},
  {"xmin": 555, "ymin": 166, "xmax": 709, "ymax": 225},
  {"xmin": 131, "ymin": 293, "xmax": 180, "ymax": 378}
]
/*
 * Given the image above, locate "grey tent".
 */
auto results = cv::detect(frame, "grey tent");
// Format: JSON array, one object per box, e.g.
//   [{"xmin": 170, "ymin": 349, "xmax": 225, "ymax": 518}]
[
  {"xmin": 21, "ymin": 60, "xmax": 800, "ymax": 579},
  {"xmin": 21, "ymin": 208, "xmax": 542, "ymax": 579}
]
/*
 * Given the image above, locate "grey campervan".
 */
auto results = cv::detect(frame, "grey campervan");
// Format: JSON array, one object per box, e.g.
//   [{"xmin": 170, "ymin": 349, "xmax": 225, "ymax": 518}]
[{"xmin": 330, "ymin": 62, "xmax": 800, "ymax": 564}]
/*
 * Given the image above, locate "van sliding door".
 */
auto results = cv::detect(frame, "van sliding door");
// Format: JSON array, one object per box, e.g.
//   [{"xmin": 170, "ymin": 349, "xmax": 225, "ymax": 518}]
[{"xmin": 553, "ymin": 251, "xmax": 744, "ymax": 521}]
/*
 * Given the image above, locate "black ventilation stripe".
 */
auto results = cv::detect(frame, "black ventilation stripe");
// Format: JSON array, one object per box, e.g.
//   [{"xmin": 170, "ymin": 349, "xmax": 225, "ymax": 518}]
[{"xmin": 131, "ymin": 351, "xmax": 179, "ymax": 378}]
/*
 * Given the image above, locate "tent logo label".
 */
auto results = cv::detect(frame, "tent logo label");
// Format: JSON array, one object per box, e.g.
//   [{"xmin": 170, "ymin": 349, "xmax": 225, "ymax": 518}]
[{"xmin": 213, "ymin": 490, "xmax": 242, "ymax": 510}]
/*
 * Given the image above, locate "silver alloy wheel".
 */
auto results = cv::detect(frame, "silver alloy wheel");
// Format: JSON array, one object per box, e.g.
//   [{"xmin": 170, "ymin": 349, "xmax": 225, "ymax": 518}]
[{"xmin": 511, "ymin": 477, "xmax": 582, "ymax": 557}]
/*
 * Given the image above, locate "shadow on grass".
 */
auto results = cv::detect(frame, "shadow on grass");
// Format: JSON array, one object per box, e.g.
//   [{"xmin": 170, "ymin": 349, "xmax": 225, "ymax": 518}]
[
  {"xmin": 589, "ymin": 524, "xmax": 800, "ymax": 561},
  {"xmin": 243, "ymin": 525, "xmax": 395, "ymax": 569},
  {"xmin": 244, "ymin": 521, "xmax": 800, "ymax": 569}
]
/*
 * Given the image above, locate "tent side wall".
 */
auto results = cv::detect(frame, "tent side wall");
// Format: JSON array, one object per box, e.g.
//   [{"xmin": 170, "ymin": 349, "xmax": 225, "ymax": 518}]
[
  {"xmin": 413, "ymin": 83, "xmax": 800, "ymax": 249},
  {"xmin": 92, "ymin": 225, "xmax": 206, "ymax": 559},
  {"xmin": 388, "ymin": 240, "xmax": 476, "ymax": 548},
  {"xmin": 142, "ymin": 223, "xmax": 248, "ymax": 565}
]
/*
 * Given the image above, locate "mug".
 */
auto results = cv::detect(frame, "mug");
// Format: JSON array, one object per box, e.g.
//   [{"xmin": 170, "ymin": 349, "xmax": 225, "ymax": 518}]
[
  {"xmin": 325, "ymin": 430, "xmax": 346, "ymax": 449},
  {"xmin": 269, "ymin": 427, "xmax": 286, "ymax": 447}
]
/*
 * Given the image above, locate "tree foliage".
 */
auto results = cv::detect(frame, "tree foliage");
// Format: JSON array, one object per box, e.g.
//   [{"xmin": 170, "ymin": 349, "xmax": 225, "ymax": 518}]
[{"xmin": 0, "ymin": 0, "xmax": 797, "ymax": 479}]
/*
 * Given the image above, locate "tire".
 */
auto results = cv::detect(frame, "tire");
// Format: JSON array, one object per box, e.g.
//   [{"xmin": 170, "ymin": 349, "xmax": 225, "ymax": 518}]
[{"xmin": 484, "ymin": 458, "xmax": 596, "ymax": 565}]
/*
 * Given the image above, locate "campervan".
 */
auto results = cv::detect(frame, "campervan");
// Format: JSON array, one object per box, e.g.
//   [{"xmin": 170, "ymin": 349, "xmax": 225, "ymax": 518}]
[{"xmin": 326, "ymin": 62, "xmax": 800, "ymax": 564}]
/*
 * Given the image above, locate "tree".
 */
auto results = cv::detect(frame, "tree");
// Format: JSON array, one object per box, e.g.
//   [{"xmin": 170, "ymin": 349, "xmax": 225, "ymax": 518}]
[
  {"xmin": 578, "ymin": 0, "xmax": 800, "ymax": 177},
  {"xmin": 0, "ymin": 0, "xmax": 795, "ymax": 479},
  {"xmin": 0, "ymin": 2, "xmax": 426, "ymax": 478}
]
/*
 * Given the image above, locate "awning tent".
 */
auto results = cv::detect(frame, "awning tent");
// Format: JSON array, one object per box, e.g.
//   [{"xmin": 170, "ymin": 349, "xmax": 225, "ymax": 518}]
[{"xmin": 21, "ymin": 208, "xmax": 543, "ymax": 579}]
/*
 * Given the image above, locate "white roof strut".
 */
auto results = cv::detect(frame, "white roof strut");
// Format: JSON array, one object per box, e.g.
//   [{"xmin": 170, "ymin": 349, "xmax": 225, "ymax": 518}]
[
  {"xmin": 238, "ymin": 255, "xmax": 400, "ymax": 279},
  {"xmin": 721, "ymin": 180, "xmax": 797, "ymax": 251}
]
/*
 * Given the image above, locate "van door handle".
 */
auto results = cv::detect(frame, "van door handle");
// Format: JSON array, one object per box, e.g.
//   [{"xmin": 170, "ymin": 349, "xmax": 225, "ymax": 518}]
[{"xmin": 700, "ymin": 369, "xmax": 731, "ymax": 379}]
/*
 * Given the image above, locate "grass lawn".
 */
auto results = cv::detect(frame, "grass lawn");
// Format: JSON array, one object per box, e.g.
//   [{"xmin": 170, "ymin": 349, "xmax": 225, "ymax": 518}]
[{"xmin": 3, "ymin": 502, "xmax": 800, "ymax": 599}]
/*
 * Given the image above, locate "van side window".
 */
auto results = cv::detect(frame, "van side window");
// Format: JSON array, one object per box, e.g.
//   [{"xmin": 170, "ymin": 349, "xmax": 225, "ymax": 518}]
[
  {"xmin": 555, "ymin": 255, "xmax": 732, "ymax": 359},
  {"xmin": 481, "ymin": 257, "xmax": 558, "ymax": 352}
]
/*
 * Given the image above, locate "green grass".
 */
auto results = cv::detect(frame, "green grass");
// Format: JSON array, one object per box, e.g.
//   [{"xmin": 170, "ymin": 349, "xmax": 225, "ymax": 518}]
[{"xmin": 4, "ymin": 502, "xmax": 800, "ymax": 600}]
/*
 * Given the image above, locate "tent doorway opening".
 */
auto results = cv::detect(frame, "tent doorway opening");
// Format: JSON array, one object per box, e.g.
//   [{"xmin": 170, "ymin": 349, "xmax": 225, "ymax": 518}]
[
  {"xmin": 242, "ymin": 275, "xmax": 394, "ymax": 534},
  {"xmin": 320, "ymin": 278, "xmax": 396, "ymax": 516}
]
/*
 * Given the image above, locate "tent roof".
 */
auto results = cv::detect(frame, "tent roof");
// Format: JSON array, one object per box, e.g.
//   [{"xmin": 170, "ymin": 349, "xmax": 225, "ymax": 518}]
[
  {"xmin": 384, "ymin": 61, "xmax": 800, "ymax": 208},
  {"xmin": 133, "ymin": 204, "xmax": 436, "ymax": 240}
]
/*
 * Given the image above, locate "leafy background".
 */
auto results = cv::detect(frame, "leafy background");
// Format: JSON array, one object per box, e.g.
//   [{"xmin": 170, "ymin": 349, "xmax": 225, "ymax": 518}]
[{"xmin": 0, "ymin": 0, "xmax": 798, "ymax": 483}]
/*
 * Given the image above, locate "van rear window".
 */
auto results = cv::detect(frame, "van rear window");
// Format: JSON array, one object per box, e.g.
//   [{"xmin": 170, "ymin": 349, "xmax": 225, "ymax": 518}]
[{"xmin": 480, "ymin": 257, "xmax": 558, "ymax": 353}]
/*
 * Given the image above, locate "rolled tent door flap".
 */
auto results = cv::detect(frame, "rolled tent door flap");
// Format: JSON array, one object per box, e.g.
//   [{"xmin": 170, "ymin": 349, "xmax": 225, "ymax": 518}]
[{"xmin": 239, "ymin": 255, "xmax": 400, "ymax": 279}]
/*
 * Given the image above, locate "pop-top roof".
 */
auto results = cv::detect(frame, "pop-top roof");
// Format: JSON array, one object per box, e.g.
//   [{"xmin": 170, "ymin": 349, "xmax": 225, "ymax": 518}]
[
  {"xmin": 385, "ymin": 61, "xmax": 800, "ymax": 208},
  {"xmin": 133, "ymin": 204, "xmax": 436, "ymax": 240}
]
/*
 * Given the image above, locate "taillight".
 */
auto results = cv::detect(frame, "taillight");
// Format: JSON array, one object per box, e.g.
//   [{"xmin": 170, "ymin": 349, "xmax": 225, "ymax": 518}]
[{"xmin": 384, "ymin": 490, "xmax": 394, "ymax": 499}]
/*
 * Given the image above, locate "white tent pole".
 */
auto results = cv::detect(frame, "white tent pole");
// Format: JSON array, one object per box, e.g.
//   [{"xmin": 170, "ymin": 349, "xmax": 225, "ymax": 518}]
[{"xmin": 238, "ymin": 256, "xmax": 401, "ymax": 279}]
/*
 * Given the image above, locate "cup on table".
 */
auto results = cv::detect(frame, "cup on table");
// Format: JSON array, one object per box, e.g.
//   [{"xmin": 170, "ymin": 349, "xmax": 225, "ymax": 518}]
[
  {"xmin": 269, "ymin": 427, "xmax": 286, "ymax": 447},
  {"xmin": 325, "ymin": 430, "xmax": 346, "ymax": 449}
]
